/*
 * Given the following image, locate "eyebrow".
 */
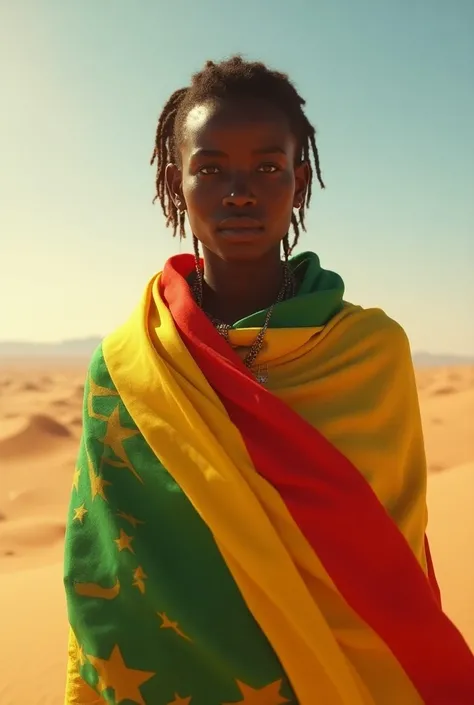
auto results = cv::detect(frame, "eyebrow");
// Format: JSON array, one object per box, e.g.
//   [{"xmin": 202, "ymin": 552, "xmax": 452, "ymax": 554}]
[{"xmin": 191, "ymin": 146, "xmax": 287, "ymax": 158}]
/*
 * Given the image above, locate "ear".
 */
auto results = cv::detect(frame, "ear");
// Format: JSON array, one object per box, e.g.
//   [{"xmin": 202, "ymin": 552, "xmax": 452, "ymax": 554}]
[
  {"xmin": 293, "ymin": 160, "xmax": 310, "ymax": 208},
  {"xmin": 165, "ymin": 163, "xmax": 184, "ymax": 209}
]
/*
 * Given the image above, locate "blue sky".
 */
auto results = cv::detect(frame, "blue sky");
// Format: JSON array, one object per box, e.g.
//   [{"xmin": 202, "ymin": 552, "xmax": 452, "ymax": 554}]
[{"xmin": 1, "ymin": 0, "xmax": 473, "ymax": 354}]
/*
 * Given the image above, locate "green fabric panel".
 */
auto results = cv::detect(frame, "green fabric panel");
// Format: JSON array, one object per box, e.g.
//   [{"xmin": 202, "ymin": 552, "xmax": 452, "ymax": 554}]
[
  {"xmin": 234, "ymin": 251, "xmax": 345, "ymax": 329},
  {"xmin": 64, "ymin": 345, "xmax": 296, "ymax": 704}
]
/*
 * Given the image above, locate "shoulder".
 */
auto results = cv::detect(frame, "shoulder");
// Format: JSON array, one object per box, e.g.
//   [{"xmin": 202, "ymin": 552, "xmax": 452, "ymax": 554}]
[
  {"xmin": 83, "ymin": 341, "xmax": 117, "ymax": 393},
  {"xmin": 350, "ymin": 303, "xmax": 410, "ymax": 347},
  {"xmin": 324, "ymin": 302, "xmax": 413, "ymax": 370},
  {"xmin": 80, "ymin": 342, "xmax": 123, "ymax": 438}
]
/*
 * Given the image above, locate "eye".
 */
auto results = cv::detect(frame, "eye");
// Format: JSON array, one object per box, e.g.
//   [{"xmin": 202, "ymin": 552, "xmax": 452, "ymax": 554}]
[
  {"xmin": 198, "ymin": 165, "xmax": 220, "ymax": 175},
  {"xmin": 258, "ymin": 163, "xmax": 280, "ymax": 173}
]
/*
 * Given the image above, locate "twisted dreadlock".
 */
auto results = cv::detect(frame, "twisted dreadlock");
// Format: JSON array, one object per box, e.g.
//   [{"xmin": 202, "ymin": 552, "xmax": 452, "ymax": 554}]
[{"xmin": 150, "ymin": 56, "xmax": 325, "ymax": 250}]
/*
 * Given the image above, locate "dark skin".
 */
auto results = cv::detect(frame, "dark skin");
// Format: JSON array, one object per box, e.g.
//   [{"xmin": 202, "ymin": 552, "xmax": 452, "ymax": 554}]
[{"xmin": 165, "ymin": 98, "xmax": 310, "ymax": 324}]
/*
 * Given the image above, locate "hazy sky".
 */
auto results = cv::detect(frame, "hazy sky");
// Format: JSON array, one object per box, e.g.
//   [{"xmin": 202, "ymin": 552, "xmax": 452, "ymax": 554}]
[{"xmin": 1, "ymin": 0, "xmax": 473, "ymax": 354}]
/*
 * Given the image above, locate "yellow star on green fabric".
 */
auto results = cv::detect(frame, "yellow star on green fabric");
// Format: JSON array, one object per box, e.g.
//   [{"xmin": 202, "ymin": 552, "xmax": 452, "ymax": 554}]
[
  {"xmin": 221, "ymin": 679, "xmax": 289, "ymax": 705},
  {"xmin": 87, "ymin": 644, "xmax": 155, "ymax": 705}
]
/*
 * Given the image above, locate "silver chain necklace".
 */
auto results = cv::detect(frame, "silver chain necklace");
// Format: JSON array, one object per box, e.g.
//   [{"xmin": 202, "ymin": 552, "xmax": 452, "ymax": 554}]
[{"xmin": 191, "ymin": 262, "xmax": 295, "ymax": 385}]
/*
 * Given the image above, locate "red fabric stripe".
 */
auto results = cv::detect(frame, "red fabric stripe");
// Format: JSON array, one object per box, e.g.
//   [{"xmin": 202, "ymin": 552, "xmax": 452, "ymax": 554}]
[
  {"xmin": 161, "ymin": 255, "xmax": 474, "ymax": 704},
  {"xmin": 424, "ymin": 535, "xmax": 442, "ymax": 606}
]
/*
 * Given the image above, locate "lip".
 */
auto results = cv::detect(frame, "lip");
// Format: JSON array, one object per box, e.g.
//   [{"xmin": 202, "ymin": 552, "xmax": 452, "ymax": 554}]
[
  {"xmin": 217, "ymin": 217, "xmax": 264, "ymax": 232},
  {"xmin": 217, "ymin": 228, "xmax": 264, "ymax": 243}
]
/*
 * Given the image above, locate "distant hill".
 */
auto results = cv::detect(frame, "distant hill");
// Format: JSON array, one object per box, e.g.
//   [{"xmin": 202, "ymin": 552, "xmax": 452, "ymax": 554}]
[
  {"xmin": 411, "ymin": 351, "xmax": 474, "ymax": 367},
  {"xmin": 0, "ymin": 337, "xmax": 102, "ymax": 359},
  {"xmin": 0, "ymin": 337, "xmax": 472, "ymax": 367}
]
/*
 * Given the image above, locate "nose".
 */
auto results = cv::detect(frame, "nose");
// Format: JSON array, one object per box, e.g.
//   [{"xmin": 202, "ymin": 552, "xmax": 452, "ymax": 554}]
[{"xmin": 223, "ymin": 180, "xmax": 257, "ymax": 208}]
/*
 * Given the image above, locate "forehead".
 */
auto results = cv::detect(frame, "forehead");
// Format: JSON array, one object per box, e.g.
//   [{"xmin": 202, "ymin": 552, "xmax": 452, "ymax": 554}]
[{"xmin": 179, "ymin": 98, "xmax": 295, "ymax": 154}]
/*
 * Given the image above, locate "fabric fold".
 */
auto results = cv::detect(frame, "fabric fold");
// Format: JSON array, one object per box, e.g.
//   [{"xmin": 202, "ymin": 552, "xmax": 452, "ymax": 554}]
[{"xmin": 64, "ymin": 253, "xmax": 474, "ymax": 705}]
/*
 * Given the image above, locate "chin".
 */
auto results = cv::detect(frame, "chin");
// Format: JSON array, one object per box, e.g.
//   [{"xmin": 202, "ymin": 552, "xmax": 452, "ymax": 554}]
[{"xmin": 215, "ymin": 241, "xmax": 278, "ymax": 264}]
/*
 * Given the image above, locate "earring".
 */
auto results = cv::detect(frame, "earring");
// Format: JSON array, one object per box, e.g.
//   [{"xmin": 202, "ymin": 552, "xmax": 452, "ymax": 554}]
[{"xmin": 175, "ymin": 199, "xmax": 187, "ymax": 239}]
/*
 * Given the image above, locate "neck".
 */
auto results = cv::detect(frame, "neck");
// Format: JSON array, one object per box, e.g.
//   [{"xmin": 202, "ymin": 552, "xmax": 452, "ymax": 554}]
[{"xmin": 200, "ymin": 245, "xmax": 285, "ymax": 324}]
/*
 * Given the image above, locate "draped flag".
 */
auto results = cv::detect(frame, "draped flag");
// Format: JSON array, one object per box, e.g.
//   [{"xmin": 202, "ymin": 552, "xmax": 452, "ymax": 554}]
[{"xmin": 64, "ymin": 252, "xmax": 474, "ymax": 705}]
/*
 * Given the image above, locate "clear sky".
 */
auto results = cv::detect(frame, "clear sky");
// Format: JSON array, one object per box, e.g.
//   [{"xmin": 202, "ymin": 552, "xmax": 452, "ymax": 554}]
[{"xmin": 1, "ymin": 0, "xmax": 473, "ymax": 354}]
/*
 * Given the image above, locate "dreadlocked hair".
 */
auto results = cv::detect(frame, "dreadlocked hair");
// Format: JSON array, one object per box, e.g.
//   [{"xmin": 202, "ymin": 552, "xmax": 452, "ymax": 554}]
[{"xmin": 150, "ymin": 55, "xmax": 325, "ymax": 249}]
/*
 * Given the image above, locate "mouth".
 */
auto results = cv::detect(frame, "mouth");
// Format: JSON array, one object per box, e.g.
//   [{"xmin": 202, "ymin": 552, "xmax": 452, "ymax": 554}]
[{"xmin": 217, "ymin": 217, "xmax": 265, "ymax": 239}]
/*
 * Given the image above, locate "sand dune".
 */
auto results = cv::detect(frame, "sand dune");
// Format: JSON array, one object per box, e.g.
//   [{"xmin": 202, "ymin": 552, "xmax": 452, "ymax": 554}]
[
  {"xmin": 427, "ymin": 461, "xmax": 474, "ymax": 646},
  {"xmin": 416, "ymin": 366, "xmax": 474, "ymax": 473},
  {"xmin": 0, "ymin": 414, "xmax": 72, "ymax": 460},
  {"xmin": 0, "ymin": 361, "xmax": 473, "ymax": 703},
  {"xmin": 0, "ymin": 562, "xmax": 67, "ymax": 705}
]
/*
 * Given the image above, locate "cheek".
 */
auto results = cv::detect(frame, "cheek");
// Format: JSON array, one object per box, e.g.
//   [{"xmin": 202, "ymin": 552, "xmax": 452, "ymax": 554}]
[
  {"xmin": 181, "ymin": 174, "xmax": 199, "ymax": 202},
  {"xmin": 279, "ymin": 169, "xmax": 296, "ymax": 191},
  {"xmin": 181, "ymin": 175, "xmax": 219, "ymax": 214},
  {"xmin": 270, "ymin": 171, "xmax": 297, "ymax": 209},
  {"xmin": 181, "ymin": 177, "xmax": 215, "ymax": 234}
]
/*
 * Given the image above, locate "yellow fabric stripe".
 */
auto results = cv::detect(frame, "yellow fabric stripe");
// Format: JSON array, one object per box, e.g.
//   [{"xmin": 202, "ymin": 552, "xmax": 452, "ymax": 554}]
[
  {"xmin": 64, "ymin": 629, "xmax": 107, "ymax": 704},
  {"xmin": 102, "ymin": 273, "xmax": 423, "ymax": 705}
]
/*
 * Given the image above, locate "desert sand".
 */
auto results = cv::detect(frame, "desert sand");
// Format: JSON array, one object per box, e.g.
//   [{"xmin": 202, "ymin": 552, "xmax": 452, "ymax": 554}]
[{"xmin": 0, "ymin": 360, "xmax": 473, "ymax": 704}]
